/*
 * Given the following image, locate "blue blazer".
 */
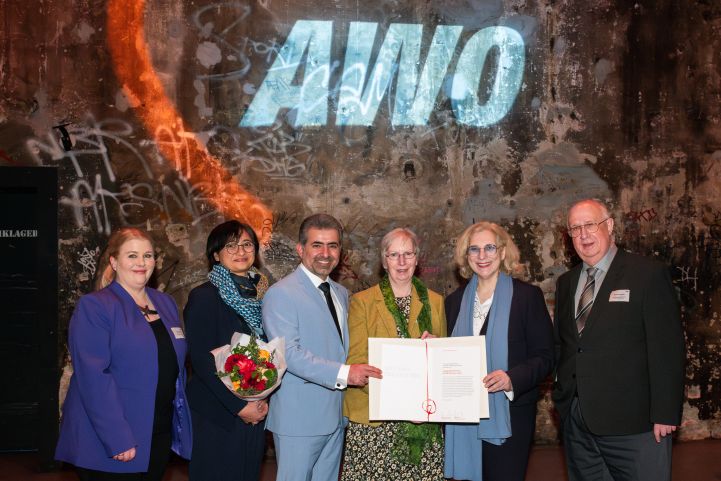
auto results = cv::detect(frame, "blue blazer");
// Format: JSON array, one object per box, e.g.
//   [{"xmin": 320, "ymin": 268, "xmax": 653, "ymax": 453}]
[
  {"xmin": 55, "ymin": 281, "xmax": 192, "ymax": 472},
  {"xmin": 262, "ymin": 266, "xmax": 349, "ymax": 436}
]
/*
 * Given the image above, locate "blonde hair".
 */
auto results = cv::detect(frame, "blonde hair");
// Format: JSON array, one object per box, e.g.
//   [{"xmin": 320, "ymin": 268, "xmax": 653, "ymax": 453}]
[
  {"xmin": 94, "ymin": 227, "xmax": 155, "ymax": 291},
  {"xmin": 453, "ymin": 221, "xmax": 522, "ymax": 279}
]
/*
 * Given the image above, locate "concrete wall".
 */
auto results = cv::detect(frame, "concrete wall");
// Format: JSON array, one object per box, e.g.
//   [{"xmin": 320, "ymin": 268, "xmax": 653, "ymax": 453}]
[{"xmin": 1, "ymin": 0, "xmax": 720, "ymax": 442}]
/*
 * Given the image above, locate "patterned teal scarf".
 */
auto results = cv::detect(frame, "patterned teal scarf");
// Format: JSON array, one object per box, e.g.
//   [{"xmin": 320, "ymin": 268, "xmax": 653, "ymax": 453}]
[{"xmin": 208, "ymin": 264, "xmax": 264, "ymax": 337}]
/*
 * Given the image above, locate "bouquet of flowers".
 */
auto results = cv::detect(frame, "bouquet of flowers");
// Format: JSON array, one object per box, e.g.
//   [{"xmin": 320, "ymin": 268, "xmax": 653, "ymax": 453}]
[{"xmin": 212, "ymin": 332, "xmax": 286, "ymax": 401}]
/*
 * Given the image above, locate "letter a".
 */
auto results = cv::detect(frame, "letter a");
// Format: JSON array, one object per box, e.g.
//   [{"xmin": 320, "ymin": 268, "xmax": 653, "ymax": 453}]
[{"xmin": 239, "ymin": 21, "xmax": 332, "ymax": 127}]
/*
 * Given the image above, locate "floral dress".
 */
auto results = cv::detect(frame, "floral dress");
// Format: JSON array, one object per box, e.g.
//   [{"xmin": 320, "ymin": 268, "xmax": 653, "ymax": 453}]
[{"xmin": 341, "ymin": 295, "xmax": 445, "ymax": 481}]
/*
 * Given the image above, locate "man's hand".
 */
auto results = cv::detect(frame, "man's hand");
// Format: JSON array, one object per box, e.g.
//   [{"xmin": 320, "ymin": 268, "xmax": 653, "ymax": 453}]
[
  {"xmin": 348, "ymin": 364, "xmax": 383, "ymax": 386},
  {"xmin": 653, "ymin": 423, "xmax": 677, "ymax": 443},
  {"xmin": 238, "ymin": 400, "xmax": 269, "ymax": 425},
  {"xmin": 483, "ymin": 370, "xmax": 512, "ymax": 393},
  {"xmin": 420, "ymin": 330, "xmax": 437, "ymax": 340}
]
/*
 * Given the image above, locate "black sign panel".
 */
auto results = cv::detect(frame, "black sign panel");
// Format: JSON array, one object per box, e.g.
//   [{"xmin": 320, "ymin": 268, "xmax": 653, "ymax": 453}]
[{"xmin": 0, "ymin": 167, "xmax": 58, "ymax": 466}]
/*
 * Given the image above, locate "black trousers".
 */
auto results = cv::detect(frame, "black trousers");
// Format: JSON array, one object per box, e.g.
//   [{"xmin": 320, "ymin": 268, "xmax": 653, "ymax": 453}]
[
  {"xmin": 482, "ymin": 402, "xmax": 537, "ymax": 481},
  {"xmin": 189, "ymin": 409, "xmax": 266, "ymax": 481},
  {"xmin": 76, "ymin": 432, "xmax": 172, "ymax": 481},
  {"xmin": 562, "ymin": 396, "xmax": 672, "ymax": 481}
]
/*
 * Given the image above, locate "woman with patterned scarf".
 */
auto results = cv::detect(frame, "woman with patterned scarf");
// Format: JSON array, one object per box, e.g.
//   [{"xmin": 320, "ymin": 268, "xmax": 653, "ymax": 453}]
[
  {"xmin": 184, "ymin": 220, "xmax": 270, "ymax": 481},
  {"xmin": 444, "ymin": 221, "xmax": 553, "ymax": 481},
  {"xmin": 342, "ymin": 227, "xmax": 447, "ymax": 480}
]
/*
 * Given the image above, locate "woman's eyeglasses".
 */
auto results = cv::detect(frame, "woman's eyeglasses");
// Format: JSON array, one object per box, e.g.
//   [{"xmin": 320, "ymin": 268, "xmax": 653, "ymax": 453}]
[
  {"xmin": 385, "ymin": 251, "xmax": 417, "ymax": 261},
  {"xmin": 466, "ymin": 244, "xmax": 498, "ymax": 257},
  {"xmin": 224, "ymin": 241, "xmax": 255, "ymax": 254}
]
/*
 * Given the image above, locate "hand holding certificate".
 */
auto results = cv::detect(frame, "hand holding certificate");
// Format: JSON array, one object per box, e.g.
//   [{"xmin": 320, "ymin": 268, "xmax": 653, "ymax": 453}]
[{"xmin": 368, "ymin": 336, "xmax": 489, "ymax": 423}]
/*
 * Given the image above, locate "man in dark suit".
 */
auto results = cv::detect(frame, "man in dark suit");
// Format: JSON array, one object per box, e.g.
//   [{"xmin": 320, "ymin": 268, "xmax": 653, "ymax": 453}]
[
  {"xmin": 262, "ymin": 213, "xmax": 381, "ymax": 481},
  {"xmin": 553, "ymin": 199, "xmax": 685, "ymax": 481}
]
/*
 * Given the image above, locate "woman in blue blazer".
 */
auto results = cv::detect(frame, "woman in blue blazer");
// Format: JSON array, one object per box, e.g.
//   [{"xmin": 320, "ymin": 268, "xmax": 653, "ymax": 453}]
[
  {"xmin": 444, "ymin": 221, "xmax": 553, "ymax": 481},
  {"xmin": 185, "ymin": 220, "xmax": 269, "ymax": 481},
  {"xmin": 55, "ymin": 227, "xmax": 192, "ymax": 480}
]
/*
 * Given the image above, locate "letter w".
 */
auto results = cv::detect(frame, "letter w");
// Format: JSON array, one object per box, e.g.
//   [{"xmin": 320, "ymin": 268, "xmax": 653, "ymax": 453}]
[{"xmin": 337, "ymin": 23, "xmax": 462, "ymax": 126}]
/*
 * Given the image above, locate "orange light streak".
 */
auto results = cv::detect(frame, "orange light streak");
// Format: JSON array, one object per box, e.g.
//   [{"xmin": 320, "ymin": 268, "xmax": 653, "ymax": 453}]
[{"xmin": 106, "ymin": 0, "xmax": 272, "ymax": 243}]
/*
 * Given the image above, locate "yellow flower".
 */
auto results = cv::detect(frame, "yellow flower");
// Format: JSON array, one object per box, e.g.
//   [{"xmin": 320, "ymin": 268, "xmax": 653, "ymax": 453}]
[
  {"xmin": 258, "ymin": 349, "xmax": 271, "ymax": 361},
  {"xmin": 232, "ymin": 380, "xmax": 240, "ymax": 390}
]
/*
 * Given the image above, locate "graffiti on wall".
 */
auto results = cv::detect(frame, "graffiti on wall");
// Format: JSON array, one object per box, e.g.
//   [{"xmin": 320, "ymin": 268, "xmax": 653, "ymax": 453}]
[
  {"xmin": 106, "ymin": 0, "xmax": 273, "ymax": 243},
  {"xmin": 26, "ymin": 115, "xmax": 223, "ymax": 234}
]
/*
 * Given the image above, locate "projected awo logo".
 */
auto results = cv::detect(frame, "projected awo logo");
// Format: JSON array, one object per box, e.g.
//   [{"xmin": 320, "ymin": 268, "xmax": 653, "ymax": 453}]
[{"xmin": 239, "ymin": 21, "xmax": 525, "ymax": 128}]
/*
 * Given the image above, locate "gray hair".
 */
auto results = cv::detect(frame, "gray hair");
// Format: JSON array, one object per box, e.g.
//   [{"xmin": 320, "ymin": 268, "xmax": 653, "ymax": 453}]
[
  {"xmin": 380, "ymin": 228, "xmax": 419, "ymax": 268},
  {"xmin": 567, "ymin": 198, "xmax": 612, "ymax": 226}
]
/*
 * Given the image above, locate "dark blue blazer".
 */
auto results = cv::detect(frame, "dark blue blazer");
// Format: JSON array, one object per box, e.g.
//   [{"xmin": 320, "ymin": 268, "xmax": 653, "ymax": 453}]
[
  {"xmin": 184, "ymin": 281, "xmax": 258, "ymax": 428},
  {"xmin": 55, "ymin": 281, "xmax": 192, "ymax": 472},
  {"xmin": 445, "ymin": 278, "xmax": 554, "ymax": 406}
]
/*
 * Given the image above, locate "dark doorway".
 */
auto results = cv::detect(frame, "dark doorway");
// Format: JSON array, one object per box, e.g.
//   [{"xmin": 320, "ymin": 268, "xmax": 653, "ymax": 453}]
[{"xmin": 0, "ymin": 167, "xmax": 58, "ymax": 467}]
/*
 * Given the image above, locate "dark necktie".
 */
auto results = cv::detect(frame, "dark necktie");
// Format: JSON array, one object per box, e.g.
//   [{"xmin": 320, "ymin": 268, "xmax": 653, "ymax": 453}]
[
  {"xmin": 575, "ymin": 267, "xmax": 598, "ymax": 335},
  {"xmin": 319, "ymin": 282, "xmax": 343, "ymax": 340}
]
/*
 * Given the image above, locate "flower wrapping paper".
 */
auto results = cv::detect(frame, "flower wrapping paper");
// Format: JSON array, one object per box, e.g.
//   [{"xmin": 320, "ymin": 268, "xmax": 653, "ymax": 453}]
[{"xmin": 212, "ymin": 332, "xmax": 287, "ymax": 401}]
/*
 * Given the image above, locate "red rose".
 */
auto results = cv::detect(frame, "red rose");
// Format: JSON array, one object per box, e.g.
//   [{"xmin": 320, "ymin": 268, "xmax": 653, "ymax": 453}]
[
  {"xmin": 236, "ymin": 356, "xmax": 256, "ymax": 376},
  {"xmin": 265, "ymin": 361, "xmax": 275, "ymax": 369},
  {"xmin": 224, "ymin": 354, "xmax": 243, "ymax": 372},
  {"xmin": 255, "ymin": 379, "xmax": 267, "ymax": 391}
]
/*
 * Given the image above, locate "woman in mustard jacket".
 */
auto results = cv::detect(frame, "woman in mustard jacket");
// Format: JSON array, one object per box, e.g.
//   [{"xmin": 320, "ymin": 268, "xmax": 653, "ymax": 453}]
[{"xmin": 342, "ymin": 228, "xmax": 447, "ymax": 481}]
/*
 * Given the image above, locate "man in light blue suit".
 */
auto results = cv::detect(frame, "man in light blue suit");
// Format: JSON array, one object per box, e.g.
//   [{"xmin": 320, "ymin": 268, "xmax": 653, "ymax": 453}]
[{"xmin": 263, "ymin": 213, "xmax": 382, "ymax": 481}]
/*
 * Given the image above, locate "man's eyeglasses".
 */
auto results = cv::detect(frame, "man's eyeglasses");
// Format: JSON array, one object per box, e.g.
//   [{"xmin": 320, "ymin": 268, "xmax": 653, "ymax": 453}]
[
  {"xmin": 567, "ymin": 218, "xmax": 610, "ymax": 238},
  {"xmin": 385, "ymin": 251, "xmax": 417, "ymax": 261},
  {"xmin": 467, "ymin": 244, "xmax": 498, "ymax": 257},
  {"xmin": 224, "ymin": 241, "xmax": 255, "ymax": 254}
]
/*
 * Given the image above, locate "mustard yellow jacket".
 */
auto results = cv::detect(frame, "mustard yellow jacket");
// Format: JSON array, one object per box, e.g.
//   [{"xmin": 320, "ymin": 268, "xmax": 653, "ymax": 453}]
[{"xmin": 343, "ymin": 282, "xmax": 447, "ymax": 425}]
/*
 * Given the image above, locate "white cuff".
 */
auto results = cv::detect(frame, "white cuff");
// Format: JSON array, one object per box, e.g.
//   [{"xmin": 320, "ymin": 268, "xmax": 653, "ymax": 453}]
[{"xmin": 335, "ymin": 364, "xmax": 350, "ymax": 390}]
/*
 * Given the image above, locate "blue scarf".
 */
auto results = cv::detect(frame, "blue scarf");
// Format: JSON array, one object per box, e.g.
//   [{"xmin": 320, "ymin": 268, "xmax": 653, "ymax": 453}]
[
  {"xmin": 444, "ymin": 272, "xmax": 513, "ymax": 481},
  {"xmin": 208, "ymin": 264, "xmax": 264, "ymax": 338}
]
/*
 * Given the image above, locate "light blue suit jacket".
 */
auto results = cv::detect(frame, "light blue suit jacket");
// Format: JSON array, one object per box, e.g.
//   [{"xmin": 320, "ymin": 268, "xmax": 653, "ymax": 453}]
[{"xmin": 262, "ymin": 266, "xmax": 349, "ymax": 436}]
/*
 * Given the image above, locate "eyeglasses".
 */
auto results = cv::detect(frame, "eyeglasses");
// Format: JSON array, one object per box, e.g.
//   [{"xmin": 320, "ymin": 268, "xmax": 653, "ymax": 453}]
[
  {"xmin": 567, "ymin": 218, "xmax": 610, "ymax": 238},
  {"xmin": 467, "ymin": 244, "xmax": 498, "ymax": 257},
  {"xmin": 385, "ymin": 251, "xmax": 417, "ymax": 261},
  {"xmin": 224, "ymin": 241, "xmax": 255, "ymax": 254}
]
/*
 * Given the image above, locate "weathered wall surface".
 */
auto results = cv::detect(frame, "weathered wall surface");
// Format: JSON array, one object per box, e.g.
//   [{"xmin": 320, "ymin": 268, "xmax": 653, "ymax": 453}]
[{"xmin": 1, "ymin": 0, "xmax": 720, "ymax": 442}]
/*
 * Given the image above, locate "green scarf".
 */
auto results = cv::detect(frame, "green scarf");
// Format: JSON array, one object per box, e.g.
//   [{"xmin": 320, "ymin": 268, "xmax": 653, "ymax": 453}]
[{"xmin": 378, "ymin": 275, "xmax": 442, "ymax": 465}]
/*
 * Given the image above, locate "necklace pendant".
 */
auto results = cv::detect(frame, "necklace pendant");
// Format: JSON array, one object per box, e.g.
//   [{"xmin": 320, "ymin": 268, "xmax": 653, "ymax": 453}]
[{"xmin": 138, "ymin": 304, "xmax": 158, "ymax": 319}]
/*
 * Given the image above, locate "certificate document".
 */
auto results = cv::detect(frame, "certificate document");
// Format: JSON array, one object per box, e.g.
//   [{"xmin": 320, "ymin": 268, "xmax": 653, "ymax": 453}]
[{"xmin": 368, "ymin": 336, "xmax": 488, "ymax": 423}]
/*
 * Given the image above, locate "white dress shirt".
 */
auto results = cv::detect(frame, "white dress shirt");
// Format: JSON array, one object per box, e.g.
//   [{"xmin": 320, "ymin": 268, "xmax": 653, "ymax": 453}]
[{"xmin": 299, "ymin": 264, "xmax": 350, "ymax": 389}]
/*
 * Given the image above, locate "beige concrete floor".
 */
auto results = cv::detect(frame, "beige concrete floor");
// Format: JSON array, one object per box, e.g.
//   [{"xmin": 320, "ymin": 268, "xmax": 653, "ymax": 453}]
[{"xmin": 1, "ymin": 439, "xmax": 719, "ymax": 481}]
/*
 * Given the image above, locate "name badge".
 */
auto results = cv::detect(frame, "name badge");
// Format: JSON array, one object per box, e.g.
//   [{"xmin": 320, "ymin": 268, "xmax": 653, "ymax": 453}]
[
  {"xmin": 609, "ymin": 290, "xmax": 630, "ymax": 302},
  {"xmin": 171, "ymin": 327, "xmax": 185, "ymax": 339}
]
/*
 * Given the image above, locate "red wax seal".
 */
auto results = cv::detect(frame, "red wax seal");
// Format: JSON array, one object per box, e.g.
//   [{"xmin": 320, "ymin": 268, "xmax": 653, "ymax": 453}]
[{"xmin": 422, "ymin": 399, "xmax": 437, "ymax": 415}]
